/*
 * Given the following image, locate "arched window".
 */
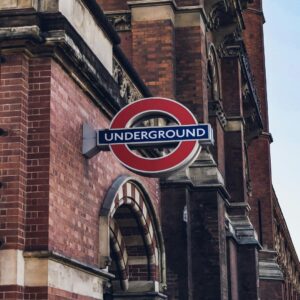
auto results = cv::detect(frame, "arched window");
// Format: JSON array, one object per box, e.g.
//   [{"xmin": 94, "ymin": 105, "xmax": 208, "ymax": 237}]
[{"xmin": 99, "ymin": 176, "xmax": 166, "ymax": 297}]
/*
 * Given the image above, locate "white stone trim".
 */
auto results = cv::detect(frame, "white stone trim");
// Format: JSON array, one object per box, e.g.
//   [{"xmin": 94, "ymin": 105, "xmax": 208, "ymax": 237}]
[
  {"xmin": 58, "ymin": 0, "xmax": 113, "ymax": 74},
  {"xmin": 0, "ymin": 250, "xmax": 107, "ymax": 299},
  {"xmin": 225, "ymin": 120, "xmax": 244, "ymax": 132},
  {"xmin": 0, "ymin": 0, "xmax": 38, "ymax": 10},
  {"xmin": 48, "ymin": 259, "xmax": 104, "ymax": 298},
  {"xmin": 175, "ymin": 11, "xmax": 201, "ymax": 27},
  {"xmin": 131, "ymin": 5, "xmax": 175, "ymax": 24},
  {"xmin": 0, "ymin": 249, "xmax": 24, "ymax": 286}
]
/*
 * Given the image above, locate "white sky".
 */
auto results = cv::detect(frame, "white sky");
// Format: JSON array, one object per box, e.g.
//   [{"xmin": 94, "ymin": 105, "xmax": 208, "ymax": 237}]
[{"xmin": 263, "ymin": 0, "xmax": 300, "ymax": 257}]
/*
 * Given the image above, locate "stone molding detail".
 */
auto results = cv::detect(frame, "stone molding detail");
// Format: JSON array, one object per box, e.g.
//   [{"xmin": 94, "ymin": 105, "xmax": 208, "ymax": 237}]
[
  {"xmin": 107, "ymin": 12, "xmax": 131, "ymax": 31},
  {"xmin": 226, "ymin": 214, "xmax": 260, "ymax": 247},
  {"xmin": 259, "ymin": 258, "xmax": 284, "ymax": 281},
  {"xmin": 218, "ymin": 33, "xmax": 242, "ymax": 58},
  {"xmin": 273, "ymin": 193, "xmax": 300, "ymax": 292},
  {"xmin": 0, "ymin": 250, "xmax": 112, "ymax": 298},
  {"xmin": 207, "ymin": 1, "xmax": 228, "ymax": 31},
  {"xmin": 113, "ymin": 58, "xmax": 143, "ymax": 103},
  {"xmin": 208, "ymin": 100, "xmax": 227, "ymax": 128}
]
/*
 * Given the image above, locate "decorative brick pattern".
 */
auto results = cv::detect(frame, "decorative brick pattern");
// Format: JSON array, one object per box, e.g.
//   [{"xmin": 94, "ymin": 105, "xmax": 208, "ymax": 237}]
[
  {"xmin": 110, "ymin": 218, "xmax": 129, "ymax": 290},
  {"xmin": 109, "ymin": 180, "xmax": 160, "ymax": 282}
]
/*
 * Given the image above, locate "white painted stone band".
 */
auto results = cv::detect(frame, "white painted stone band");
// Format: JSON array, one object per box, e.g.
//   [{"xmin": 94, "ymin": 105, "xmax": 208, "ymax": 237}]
[
  {"xmin": 0, "ymin": 250, "xmax": 108, "ymax": 299},
  {"xmin": 129, "ymin": 0, "xmax": 207, "ymax": 29},
  {"xmin": 0, "ymin": 0, "xmax": 113, "ymax": 74}
]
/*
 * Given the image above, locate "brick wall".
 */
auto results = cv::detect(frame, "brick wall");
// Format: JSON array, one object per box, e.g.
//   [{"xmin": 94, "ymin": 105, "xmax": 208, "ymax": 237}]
[
  {"xmin": 260, "ymin": 280, "xmax": 283, "ymax": 300},
  {"xmin": 49, "ymin": 59, "xmax": 159, "ymax": 266},
  {"xmin": 225, "ymin": 130, "xmax": 247, "ymax": 203},
  {"xmin": 118, "ymin": 31, "xmax": 133, "ymax": 63},
  {"xmin": 161, "ymin": 185, "xmax": 188, "ymax": 300},
  {"xmin": 26, "ymin": 57, "xmax": 51, "ymax": 251},
  {"xmin": 243, "ymin": 2, "xmax": 274, "ymax": 250},
  {"xmin": 132, "ymin": 20, "xmax": 176, "ymax": 99},
  {"xmin": 221, "ymin": 58, "xmax": 243, "ymax": 118},
  {"xmin": 175, "ymin": 27, "xmax": 208, "ymax": 122},
  {"xmin": 0, "ymin": 52, "xmax": 160, "ymax": 297},
  {"xmin": 0, "ymin": 54, "xmax": 28, "ymax": 251}
]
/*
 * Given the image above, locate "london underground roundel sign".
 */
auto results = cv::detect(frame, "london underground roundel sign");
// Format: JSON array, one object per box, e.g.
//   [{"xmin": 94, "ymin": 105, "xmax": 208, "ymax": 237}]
[{"xmin": 95, "ymin": 98, "xmax": 213, "ymax": 177}]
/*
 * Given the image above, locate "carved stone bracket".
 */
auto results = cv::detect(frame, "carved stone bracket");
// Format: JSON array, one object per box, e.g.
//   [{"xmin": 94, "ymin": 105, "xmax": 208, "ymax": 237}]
[
  {"xmin": 207, "ymin": 1, "xmax": 230, "ymax": 31},
  {"xmin": 113, "ymin": 57, "xmax": 143, "ymax": 103},
  {"xmin": 107, "ymin": 12, "xmax": 131, "ymax": 32},
  {"xmin": 208, "ymin": 100, "xmax": 227, "ymax": 128},
  {"xmin": 226, "ymin": 214, "xmax": 261, "ymax": 247}
]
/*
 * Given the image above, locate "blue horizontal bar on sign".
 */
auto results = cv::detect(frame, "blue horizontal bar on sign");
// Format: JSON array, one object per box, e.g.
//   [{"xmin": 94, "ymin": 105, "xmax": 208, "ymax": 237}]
[{"xmin": 97, "ymin": 124, "xmax": 213, "ymax": 147}]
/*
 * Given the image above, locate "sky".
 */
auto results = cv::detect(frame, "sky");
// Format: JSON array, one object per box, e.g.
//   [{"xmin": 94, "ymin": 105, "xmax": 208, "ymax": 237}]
[{"xmin": 263, "ymin": 0, "xmax": 300, "ymax": 257}]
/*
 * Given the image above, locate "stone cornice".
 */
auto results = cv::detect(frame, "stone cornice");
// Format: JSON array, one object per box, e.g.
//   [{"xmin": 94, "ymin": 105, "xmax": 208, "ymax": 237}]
[
  {"xmin": 127, "ymin": 0, "xmax": 208, "ymax": 27},
  {"xmin": 0, "ymin": 8, "xmax": 150, "ymax": 118},
  {"xmin": 128, "ymin": 0, "xmax": 177, "ymax": 8},
  {"xmin": 0, "ymin": 0, "xmax": 121, "ymax": 45},
  {"xmin": 82, "ymin": 0, "xmax": 120, "ymax": 44},
  {"xmin": 23, "ymin": 250, "xmax": 115, "ymax": 279},
  {"xmin": 226, "ymin": 214, "xmax": 261, "ymax": 248}
]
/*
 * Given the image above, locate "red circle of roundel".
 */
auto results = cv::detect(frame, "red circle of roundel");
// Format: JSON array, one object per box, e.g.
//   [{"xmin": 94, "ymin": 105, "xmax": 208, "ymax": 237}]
[{"xmin": 110, "ymin": 97, "xmax": 201, "ymax": 176}]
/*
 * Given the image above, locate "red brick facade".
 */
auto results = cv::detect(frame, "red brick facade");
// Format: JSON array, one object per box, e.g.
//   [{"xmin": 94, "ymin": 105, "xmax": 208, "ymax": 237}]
[{"xmin": 0, "ymin": 0, "xmax": 299, "ymax": 299}]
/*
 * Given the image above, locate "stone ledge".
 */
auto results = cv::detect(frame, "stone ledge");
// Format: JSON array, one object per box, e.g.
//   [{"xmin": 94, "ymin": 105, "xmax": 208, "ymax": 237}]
[
  {"xmin": 0, "ymin": 12, "xmax": 122, "ymax": 116},
  {"xmin": 23, "ymin": 251, "xmax": 115, "ymax": 280},
  {"xmin": 259, "ymin": 260, "xmax": 284, "ymax": 281},
  {"xmin": 127, "ymin": 0, "xmax": 207, "ymax": 28}
]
